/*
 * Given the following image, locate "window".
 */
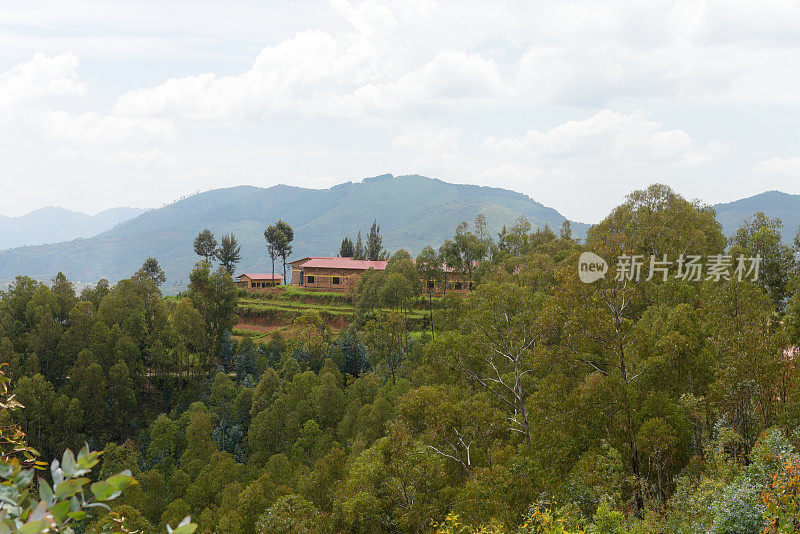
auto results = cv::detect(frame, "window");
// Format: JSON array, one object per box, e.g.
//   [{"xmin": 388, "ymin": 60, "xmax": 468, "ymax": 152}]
[
  {"xmin": 307, "ymin": 275, "xmax": 315, "ymax": 284},
  {"xmin": 332, "ymin": 276, "xmax": 340, "ymax": 285},
  {"xmin": 427, "ymin": 280, "xmax": 435, "ymax": 290}
]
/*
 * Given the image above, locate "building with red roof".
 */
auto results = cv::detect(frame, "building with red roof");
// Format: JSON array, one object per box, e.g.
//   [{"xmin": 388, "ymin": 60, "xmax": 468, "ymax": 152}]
[
  {"xmin": 235, "ymin": 273, "xmax": 284, "ymax": 290},
  {"xmin": 288, "ymin": 257, "xmax": 388, "ymax": 290},
  {"xmin": 288, "ymin": 256, "xmax": 473, "ymax": 292}
]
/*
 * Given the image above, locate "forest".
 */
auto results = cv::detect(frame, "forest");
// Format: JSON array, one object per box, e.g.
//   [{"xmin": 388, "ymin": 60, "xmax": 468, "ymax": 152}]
[{"xmin": 2, "ymin": 183, "xmax": 800, "ymax": 533}]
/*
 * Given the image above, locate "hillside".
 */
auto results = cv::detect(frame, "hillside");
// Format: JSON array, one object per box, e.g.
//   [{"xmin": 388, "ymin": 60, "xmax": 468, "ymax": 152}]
[
  {"xmin": 0, "ymin": 206, "xmax": 146, "ymax": 250},
  {"xmin": 713, "ymin": 190, "xmax": 800, "ymax": 243},
  {"xmin": 0, "ymin": 174, "xmax": 587, "ymax": 292}
]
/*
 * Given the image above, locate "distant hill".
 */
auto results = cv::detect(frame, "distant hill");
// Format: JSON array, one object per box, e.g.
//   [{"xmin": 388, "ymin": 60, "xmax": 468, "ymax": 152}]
[
  {"xmin": 712, "ymin": 191, "xmax": 800, "ymax": 243},
  {"xmin": 0, "ymin": 174, "xmax": 588, "ymax": 292},
  {"xmin": 0, "ymin": 206, "xmax": 146, "ymax": 250}
]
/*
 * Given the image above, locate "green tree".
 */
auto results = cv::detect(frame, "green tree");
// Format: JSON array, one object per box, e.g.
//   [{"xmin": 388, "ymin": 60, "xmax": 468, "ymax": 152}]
[
  {"xmin": 187, "ymin": 262, "xmax": 238, "ymax": 363},
  {"xmin": 731, "ymin": 212, "xmax": 796, "ymax": 310},
  {"xmin": 416, "ymin": 246, "xmax": 444, "ymax": 337},
  {"xmin": 276, "ymin": 220, "xmax": 295, "ymax": 284},
  {"xmin": 138, "ymin": 257, "xmax": 166, "ymax": 287},
  {"xmin": 339, "ymin": 237, "xmax": 355, "ymax": 258},
  {"xmin": 364, "ymin": 312, "xmax": 408, "ymax": 384},
  {"xmin": 193, "ymin": 229, "xmax": 218, "ymax": 263},
  {"xmin": 264, "ymin": 225, "xmax": 283, "ymax": 284},
  {"xmin": 107, "ymin": 360, "xmax": 137, "ymax": 441},
  {"xmin": 217, "ymin": 234, "xmax": 243, "ymax": 275},
  {"xmin": 265, "ymin": 220, "xmax": 294, "ymax": 284},
  {"xmin": 560, "ymin": 219, "xmax": 573, "ymax": 240},
  {"xmin": 354, "ymin": 231, "xmax": 365, "ymax": 260},
  {"xmin": 256, "ymin": 494, "xmax": 320, "ymax": 534},
  {"xmin": 398, "ymin": 385, "xmax": 503, "ymax": 481},
  {"xmin": 556, "ymin": 183, "xmax": 726, "ymax": 514},
  {"xmin": 366, "ymin": 220, "xmax": 386, "ymax": 261},
  {"xmin": 430, "ymin": 283, "xmax": 547, "ymax": 444},
  {"xmin": 50, "ymin": 272, "xmax": 76, "ymax": 324}
]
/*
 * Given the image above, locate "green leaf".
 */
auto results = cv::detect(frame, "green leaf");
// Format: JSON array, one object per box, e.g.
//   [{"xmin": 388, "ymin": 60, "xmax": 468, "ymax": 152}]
[
  {"xmin": 50, "ymin": 460, "xmax": 63, "ymax": 488},
  {"xmin": 18, "ymin": 521, "xmax": 47, "ymax": 534},
  {"xmin": 90, "ymin": 481, "xmax": 117, "ymax": 501},
  {"xmin": 67, "ymin": 510, "xmax": 87, "ymax": 521},
  {"xmin": 54, "ymin": 478, "xmax": 87, "ymax": 499},
  {"xmin": 37, "ymin": 478, "xmax": 54, "ymax": 506},
  {"xmin": 51, "ymin": 499, "xmax": 70, "ymax": 524},
  {"xmin": 61, "ymin": 450, "xmax": 76, "ymax": 478},
  {"xmin": 106, "ymin": 473, "xmax": 135, "ymax": 493},
  {"xmin": 0, "ymin": 462, "xmax": 13, "ymax": 478}
]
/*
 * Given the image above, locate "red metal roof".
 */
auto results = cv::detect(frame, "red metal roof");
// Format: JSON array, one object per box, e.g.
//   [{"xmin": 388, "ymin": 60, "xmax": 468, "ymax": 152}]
[
  {"xmin": 293, "ymin": 257, "xmax": 388, "ymax": 271},
  {"xmin": 237, "ymin": 273, "xmax": 284, "ymax": 280}
]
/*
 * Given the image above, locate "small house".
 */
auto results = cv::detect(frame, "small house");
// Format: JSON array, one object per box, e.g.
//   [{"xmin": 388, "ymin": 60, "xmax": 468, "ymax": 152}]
[{"xmin": 236, "ymin": 273, "xmax": 283, "ymax": 290}]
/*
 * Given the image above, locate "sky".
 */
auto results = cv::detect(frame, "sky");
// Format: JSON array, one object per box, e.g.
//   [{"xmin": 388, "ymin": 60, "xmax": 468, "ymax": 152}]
[{"xmin": 1, "ymin": 0, "xmax": 800, "ymax": 223}]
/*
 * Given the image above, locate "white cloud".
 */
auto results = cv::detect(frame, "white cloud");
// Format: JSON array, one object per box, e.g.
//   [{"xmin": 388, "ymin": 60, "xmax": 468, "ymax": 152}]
[
  {"xmin": 0, "ymin": 54, "xmax": 177, "ymax": 169},
  {"xmin": 0, "ymin": 52, "xmax": 87, "ymax": 111},
  {"xmin": 484, "ymin": 110, "xmax": 723, "ymax": 165},
  {"xmin": 113, "ymin": 30, "xmax": 508, "ymax": 121},
  {"xmin": 327, "ymin": 0, "xmax": 397, "ymax": 37},
  {"xmin": 114, "ymin": 30, "xmax": 381, "ymax": 120},
  {"xmin": 2, "ymin": 1, "xmax": 800, "ymax": 218}
]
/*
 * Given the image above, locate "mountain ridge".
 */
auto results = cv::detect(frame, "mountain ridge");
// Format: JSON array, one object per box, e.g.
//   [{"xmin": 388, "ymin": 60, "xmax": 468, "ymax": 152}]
[
  {"xmin": 6, "ymin": 176, "xmax": 798, "ymax": 293},
  {"xmin": 0, "ymin": 206, "xmax": 146, "ymax": 250},
  {"xmin": 712, "ymin": 190, "xmax": 800, "ymax": 242},
  {"xmin": 0, "ymin": 174, "xmax": 586, "ymax": 291}
]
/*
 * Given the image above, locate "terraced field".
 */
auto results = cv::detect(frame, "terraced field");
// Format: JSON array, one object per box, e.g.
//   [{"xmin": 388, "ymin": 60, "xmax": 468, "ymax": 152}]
[{"xmin": 234, "ymin": 287, "xmax": 431, "ymax": 340}]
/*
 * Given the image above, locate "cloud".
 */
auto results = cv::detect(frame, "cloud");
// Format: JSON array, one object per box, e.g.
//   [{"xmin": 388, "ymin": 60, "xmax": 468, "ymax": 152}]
[
  {"xmin": 37, "ymin": 110, "xmax": 176, "ymax": 166},
  {"xmin": 0, "ymin": 52, "xmax": 87, "ymax": 111},
  {"xmin": 112, "ymin": 28, "xmax": 509, "ymax": 121},
  {"xmin": 0, "ymin": 54, "xmax": 177, "ymax": 168},
  {"xmin": 327, "ymin": 0, "xmax": 397, "ymax": 36},
  {"xmin": 484, "ymin": 110, "xmax": 724, "ymax": 165}
]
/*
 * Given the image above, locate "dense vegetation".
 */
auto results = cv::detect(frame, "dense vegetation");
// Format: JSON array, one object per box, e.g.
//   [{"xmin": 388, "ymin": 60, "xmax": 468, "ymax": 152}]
[{"xmin": 3, "ymin": 184, "xmax": 800, "ymax": 532}]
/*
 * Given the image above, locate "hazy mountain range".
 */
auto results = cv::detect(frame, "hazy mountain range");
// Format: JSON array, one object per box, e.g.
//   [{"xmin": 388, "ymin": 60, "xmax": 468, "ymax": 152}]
[
  {"xmin": 0, "ymin": 207, "xmax": 146, "ymax": 250},
  {"xmin": 0, "ymin": 176, "xmax": 798, "ymax": 293},
  {"xmin": 0, "ymin": 174, "xmax": 586, "ymax": 292},
  {"xmin": 712, "ymin": 190, "xmax": 800, "ymax": 244}
]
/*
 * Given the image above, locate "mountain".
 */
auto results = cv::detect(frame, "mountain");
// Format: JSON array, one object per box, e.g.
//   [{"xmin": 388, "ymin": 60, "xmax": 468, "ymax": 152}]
[
  {"xmin": 0, "ymin": 206, "xmax": 146, "ymax": 250},
  {"xmin": 712, "ymin": 191, "xmax": 800, "ymax": 243},
  {"xmin": 0, "ymin": 174, "xmax": 587, "ymax": 292}
]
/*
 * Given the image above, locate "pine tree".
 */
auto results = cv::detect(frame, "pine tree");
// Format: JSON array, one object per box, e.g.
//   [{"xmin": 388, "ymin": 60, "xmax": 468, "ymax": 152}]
[
  {"xmin": 366, "ymin": 220, "xmax": 386, "ymax": 261},
  {"xmin": 339, "ymin": 237, "xmax": 355, "ymax": 257},
  {"xmin": 354, "ymin": 231, "xmax": 365, "ymax": 260}
]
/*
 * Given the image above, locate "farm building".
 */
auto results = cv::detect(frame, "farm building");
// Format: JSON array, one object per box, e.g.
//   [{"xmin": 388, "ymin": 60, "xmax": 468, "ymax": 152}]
[
  {"xmin": 236, "ymin": 273, "xmax": 283, "ymax": 290},
  {"xmin": 289, "ymin": 257, "xmax": 388, "ymax": 289},
  {"xmin": 289, "ymin": 256, "xmax": 474, "ymax": 292}
]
